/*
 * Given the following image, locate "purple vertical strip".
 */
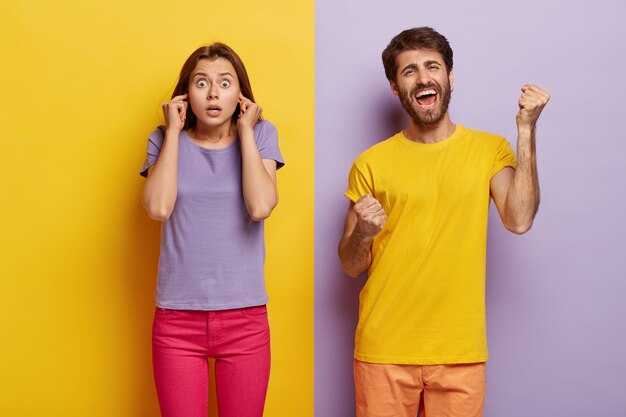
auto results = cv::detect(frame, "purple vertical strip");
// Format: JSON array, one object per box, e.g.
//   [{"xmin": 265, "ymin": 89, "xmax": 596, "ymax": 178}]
[{"xmin": 315, "ymin": 1, "xmax": 626, "ymax": 416}]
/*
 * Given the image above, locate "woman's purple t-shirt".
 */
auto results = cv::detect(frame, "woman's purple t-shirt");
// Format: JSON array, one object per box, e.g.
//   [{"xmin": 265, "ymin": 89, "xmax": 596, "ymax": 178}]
[{"xmin": 140, "ymin": 120, "xmax": 284, "ymax": 310}]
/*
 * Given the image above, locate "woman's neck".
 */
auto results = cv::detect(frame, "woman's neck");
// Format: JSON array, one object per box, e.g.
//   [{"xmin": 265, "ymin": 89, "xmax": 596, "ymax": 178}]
[{"xmin": 188, "ymin": 121, "xmax": 236, "ymax": 147}]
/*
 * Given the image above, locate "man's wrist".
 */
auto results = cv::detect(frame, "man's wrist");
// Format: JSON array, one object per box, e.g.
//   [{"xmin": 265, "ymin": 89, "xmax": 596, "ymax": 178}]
[
  {"xmin": 353, "ymin": 226, "xmax": 376, "ymax": 244},
  {"xmin": 517, "ymin": 123, "xmax": 536, "ymax": 135}
]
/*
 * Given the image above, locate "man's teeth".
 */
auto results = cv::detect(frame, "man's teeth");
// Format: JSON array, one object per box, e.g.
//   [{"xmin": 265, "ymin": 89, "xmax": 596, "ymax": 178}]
[{"xmin": 416, "ymin": 89, "xmax": 436, "ymax": 97}]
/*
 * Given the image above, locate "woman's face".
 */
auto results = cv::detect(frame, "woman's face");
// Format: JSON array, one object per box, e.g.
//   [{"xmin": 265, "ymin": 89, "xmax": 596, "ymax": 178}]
[{"xmin": 187, "ymin": 58, "xmax": 241, "ymax": 129}]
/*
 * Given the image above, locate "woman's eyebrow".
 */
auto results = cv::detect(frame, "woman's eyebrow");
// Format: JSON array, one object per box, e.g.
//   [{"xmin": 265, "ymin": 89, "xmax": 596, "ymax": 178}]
[{"xmin": 191, "ymin": 71, "xmax": 234, "ymax": 78}]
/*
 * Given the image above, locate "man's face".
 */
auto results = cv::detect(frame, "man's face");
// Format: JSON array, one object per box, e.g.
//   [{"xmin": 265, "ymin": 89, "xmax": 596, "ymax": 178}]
[{"xmin": 391, "ymin": 49, "xmax": 453, "ymax": 128}]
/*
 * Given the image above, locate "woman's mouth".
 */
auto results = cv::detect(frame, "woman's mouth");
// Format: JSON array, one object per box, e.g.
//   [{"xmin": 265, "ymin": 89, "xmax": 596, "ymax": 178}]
[{"xmin": 206, "ymin": 105, "xmax": 222, "ymax": 117}]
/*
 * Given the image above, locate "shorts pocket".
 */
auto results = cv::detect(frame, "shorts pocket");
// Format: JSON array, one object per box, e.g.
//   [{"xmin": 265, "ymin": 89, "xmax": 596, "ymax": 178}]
[{"xmin": 242, "ymin": 305, "xmax": 267, "ymax": 318}]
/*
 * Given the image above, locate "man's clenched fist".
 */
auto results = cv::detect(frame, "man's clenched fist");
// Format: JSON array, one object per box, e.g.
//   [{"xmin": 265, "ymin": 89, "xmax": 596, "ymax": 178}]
[
  {"xmin": 516, "ymin": 84, "xmax": 550, "ymax": 130},
  {"xmin": 354, "ymin": 194, "xmax": 387, "ymax": 238}
]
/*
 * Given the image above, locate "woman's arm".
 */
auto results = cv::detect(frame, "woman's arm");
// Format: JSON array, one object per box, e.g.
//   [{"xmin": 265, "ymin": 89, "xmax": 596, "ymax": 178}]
[
  {"xmin": 237, "ymin": 94, "xmax": 278, "ymax": 221},
  {"xmin": 142, "ymin": 94, "xmax": 188, "ymax": 221}
]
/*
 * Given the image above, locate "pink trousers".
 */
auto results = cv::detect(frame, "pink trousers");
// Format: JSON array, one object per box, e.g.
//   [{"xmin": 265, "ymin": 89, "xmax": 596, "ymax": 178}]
[{"xmin": 152, "ymin": 305, "xmax": 271, "ymax": 417}]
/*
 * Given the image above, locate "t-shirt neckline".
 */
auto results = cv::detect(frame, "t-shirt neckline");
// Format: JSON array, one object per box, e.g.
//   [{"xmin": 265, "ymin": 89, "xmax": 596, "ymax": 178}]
[
  {"xmin": 182, "ymin": 129, "xmax": 239, "ymax": 154},
  {"xmin": 397, "ymin": 124, "xmax": 465, "ymax": 150}
]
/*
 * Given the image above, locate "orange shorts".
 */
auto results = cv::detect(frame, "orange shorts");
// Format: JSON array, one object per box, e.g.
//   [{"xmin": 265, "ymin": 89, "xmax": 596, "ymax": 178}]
[{"xmin": 354, "ymin": 359, "xmax": 486, "ymax": 417}]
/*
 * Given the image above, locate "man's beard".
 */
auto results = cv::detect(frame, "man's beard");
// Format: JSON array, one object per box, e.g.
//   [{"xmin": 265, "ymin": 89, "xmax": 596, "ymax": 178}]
[{"xmin": 399, "ymin": 80, "xmax": 452, "ymax": 129}]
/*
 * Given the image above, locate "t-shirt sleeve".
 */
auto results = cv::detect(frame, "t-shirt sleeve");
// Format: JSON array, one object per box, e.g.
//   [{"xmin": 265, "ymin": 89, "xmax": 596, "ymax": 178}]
[
  {"xmin": 345, "ymin": 159, "xmax": 374, "ymax": 203},
  {"xmin": 490, "ymin": 138, "xmax": 517, "ymax": 178},
  {"xmin": 255, "ymin": 120, "xmax": 285, "ymax": 170},
  {"xmin": 140, "ymin": 126, "xmax": 165, "ymax": 178}
]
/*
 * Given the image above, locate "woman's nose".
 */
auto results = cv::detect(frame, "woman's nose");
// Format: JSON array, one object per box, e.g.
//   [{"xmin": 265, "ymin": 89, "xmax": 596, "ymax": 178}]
[{"xmin": 207, "ymin": 83, "xmax": 218, "ymax": 99}]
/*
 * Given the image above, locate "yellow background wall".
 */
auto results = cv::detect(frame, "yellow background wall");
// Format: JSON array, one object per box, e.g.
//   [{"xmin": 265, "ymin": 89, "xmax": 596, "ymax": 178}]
[{"xmin": 0, "ymin": 1, "xmax": 313, "ymax": 416}]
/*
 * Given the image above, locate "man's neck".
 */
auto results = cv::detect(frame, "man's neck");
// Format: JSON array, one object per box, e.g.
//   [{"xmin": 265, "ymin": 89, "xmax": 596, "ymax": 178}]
[{"xmin": 403, "ymin": 114, "xmax": 456, "ymax": 144}]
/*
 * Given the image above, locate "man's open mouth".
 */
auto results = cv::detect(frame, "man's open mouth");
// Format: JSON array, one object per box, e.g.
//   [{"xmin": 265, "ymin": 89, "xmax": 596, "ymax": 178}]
[{"xmin": 415, "ymin": 89, "xmax": 437, "ymax": 106}]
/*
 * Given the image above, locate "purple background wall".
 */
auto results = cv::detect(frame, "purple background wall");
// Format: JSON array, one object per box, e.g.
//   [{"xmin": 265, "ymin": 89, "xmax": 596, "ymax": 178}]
[{"xmin": 315, "ymin": 1, "xmax": 626, "ymax": 416}]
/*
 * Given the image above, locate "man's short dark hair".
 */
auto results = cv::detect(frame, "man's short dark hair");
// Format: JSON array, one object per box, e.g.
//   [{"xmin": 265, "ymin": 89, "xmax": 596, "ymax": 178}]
[{"xmin": 382, "ymin": 27, "xmax": 453, "ymax": 82}]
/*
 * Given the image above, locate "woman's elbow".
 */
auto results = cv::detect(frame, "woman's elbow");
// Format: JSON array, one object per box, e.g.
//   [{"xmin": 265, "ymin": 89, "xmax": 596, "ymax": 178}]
[
  {"xmin": 248, "ymin": 205, "xmax": 275, "ymax": 221},
  {"xmin": 148, "ymin": 208, "xmax": 172, "ymax": 222},
  {"xmin": 247, "ymin": 197, "xmax": 278, "ymax": 221},
  {"xmin": 143, "ymin": 200, "xmax": 173, "ymax": 222}
]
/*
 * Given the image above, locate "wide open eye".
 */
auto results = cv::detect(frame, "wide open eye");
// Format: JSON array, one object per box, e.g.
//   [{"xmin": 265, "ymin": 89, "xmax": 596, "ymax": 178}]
[
  {"xmin": 220, "ymin": 80, "xmax": 231, "ymax": 88},
  {"xmin": 196, "ymin": 79, "xmax": 208, "ymax": 88}
]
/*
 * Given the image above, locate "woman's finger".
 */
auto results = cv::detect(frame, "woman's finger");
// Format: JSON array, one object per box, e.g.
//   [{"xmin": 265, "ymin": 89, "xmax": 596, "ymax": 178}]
[{"xmin": 171, "ymin": 93, "xmax": 188, "ymax": 101}]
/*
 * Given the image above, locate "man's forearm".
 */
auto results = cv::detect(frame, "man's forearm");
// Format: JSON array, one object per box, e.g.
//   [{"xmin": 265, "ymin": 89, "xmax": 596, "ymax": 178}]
[
  {"xmin": 339, "ymin": 228, "xmax": 374, "ymax": 278},
  {"xmin": 504, "ymin": 126, "xmax": 540, "ymax": 234}
]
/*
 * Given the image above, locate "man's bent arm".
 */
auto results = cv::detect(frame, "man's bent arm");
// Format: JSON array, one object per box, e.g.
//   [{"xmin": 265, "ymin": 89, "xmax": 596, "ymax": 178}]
[
  {"xmin": 338, "ymin": 203, "xmax": 375, "ymax": 277},
  {"xmin": 491, "ymin": 85, "xmax": 549, "ymax": 234},
  {"xmin": 491, "ymin": 126, "xmax": 539, "ymax": 234}
]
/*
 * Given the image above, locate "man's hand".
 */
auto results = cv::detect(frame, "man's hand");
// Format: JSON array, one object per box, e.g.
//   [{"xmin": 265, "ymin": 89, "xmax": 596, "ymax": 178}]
[
  {"xmin": 516, "ymin": 85, "xmax": 550, "ymax": 130},
  {"xmin": 338, "ymin": 196, "xmax": 386, "ymax": 278},
  {"xmin": 354, "ymin": 194, "xmax": 387, "ymax": 238}
]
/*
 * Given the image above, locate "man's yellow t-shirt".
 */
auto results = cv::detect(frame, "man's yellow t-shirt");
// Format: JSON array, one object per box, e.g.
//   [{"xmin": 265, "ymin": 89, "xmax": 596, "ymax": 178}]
[{"xmin": 345, "ymin": 125, "xmax": 516, "ymax": 364}]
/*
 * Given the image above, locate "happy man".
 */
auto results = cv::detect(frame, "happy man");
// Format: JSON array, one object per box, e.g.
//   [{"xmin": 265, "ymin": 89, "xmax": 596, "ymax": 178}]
[{"xmin": 338, "ymin": 27, "xmax": 549, "ymax": 417}]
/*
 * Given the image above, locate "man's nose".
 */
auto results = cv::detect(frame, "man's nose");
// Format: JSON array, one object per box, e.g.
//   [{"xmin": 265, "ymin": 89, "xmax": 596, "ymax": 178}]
[{"xmin": 417, "ymin": 69, "xmax": 432, "ymax": 85}]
